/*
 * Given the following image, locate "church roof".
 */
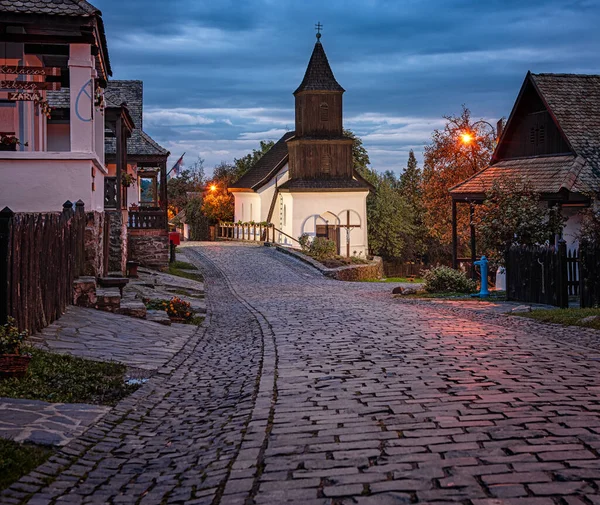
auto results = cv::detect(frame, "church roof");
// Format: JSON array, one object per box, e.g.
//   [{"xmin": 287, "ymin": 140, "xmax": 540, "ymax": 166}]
[
  {"xmin": 294, "ymin": 40, "xmax": 344, "ymax": 94},
  {"xmin": 0, "ymin": 0, "xmax": 99, "ymax": 16},
  {"xmin": 229, "ymin": 132, "xmax": 295, "ymax": 190}
]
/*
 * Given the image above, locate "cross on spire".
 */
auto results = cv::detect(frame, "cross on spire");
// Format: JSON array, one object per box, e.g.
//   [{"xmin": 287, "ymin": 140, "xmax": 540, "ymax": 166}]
[{"xmin": 315, "ymin": 22, "xmax": 323, "ymax": 40}]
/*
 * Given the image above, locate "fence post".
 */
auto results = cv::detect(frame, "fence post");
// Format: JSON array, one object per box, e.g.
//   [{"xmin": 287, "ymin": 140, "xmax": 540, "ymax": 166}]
[
  {"xmin": 0, "ymin": 207, "xmax": 14, "ymax": 325},
  {"xmin": 557, "ymin": 239, "xmax": 568, "ymax": 308}
]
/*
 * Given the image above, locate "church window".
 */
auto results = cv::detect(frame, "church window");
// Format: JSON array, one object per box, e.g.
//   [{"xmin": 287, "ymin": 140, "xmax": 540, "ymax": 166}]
[
  {"xmin": 250, "ymin": 203, "xmax": 253, "ymax": 220},
  {"xmin": 242, "ymin": 203, "xmax": 244, "ymax": 220},
  {"xmin": 320, "ymin": 103, "xmax": 329, "ymax": 122},
  {"xmin": 322, "ymin": 154, "xmax": 331, "ymax": 174},
  {"xmin": 283, "ymin": 205, "xmax": 287, "ymax": 226}
]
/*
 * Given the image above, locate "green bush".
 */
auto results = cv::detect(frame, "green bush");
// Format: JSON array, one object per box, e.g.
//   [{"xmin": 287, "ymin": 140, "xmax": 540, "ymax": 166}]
[
  {"xmin": 309, "ymin": 237, "xmax": 337, "ymax": 260},
  {"xmin": 298, "ymin": 233, "xmax": 310, "ymax": 252},
  {"xmin": 422, "ymin": 266, "xmax": 477, "ymax": 293}
]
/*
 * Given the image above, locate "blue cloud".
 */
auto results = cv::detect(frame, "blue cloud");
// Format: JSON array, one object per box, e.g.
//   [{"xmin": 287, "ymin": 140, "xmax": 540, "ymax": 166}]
[{"xmin": 94, "ymin": 0, "xmax": 600, "ymax": 173}]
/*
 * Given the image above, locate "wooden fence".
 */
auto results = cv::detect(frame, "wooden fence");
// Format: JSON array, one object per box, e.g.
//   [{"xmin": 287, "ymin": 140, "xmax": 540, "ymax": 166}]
[
  {"xmin": 580, "ymin": 242, "xmax": 600, "ymax": 308},
  {"xmin": 506, "ymin": 242, "xmax": 568, "ymax": 308},
  {"xmin": 383, "ymin": 261, "xmax": 425, "ymax": 279},
  {"xmin": 0, "ymin": 201, "xmax": 86, "ymax": 333},
  {"xmin": 128, "ymin": 209, "xmax": 167, "ymax": 230},
  {"xmin": 216, "ymin": 222, "xmax": 275, "ymax": 242}
]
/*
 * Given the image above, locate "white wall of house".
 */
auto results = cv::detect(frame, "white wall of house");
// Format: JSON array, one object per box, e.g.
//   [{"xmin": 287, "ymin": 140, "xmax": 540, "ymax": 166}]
[
  {"xmin": 288, "ymin": 191, "xmax": 369, "ymax": 256},
  {"xmin": 233, "ymin": 192, "xmax": 261, "ymax": 222},
  {"xmin": 0, "ymin": 154, "xmax": 106, "ymax": 212},
  {"xmin": 562, "ymin": 207, "xmax": 583, "ymax": 250},
  {"xmin": 47, "ymin": 124, "xmax": 70, "ymax": 151},
  {"xmin": 255, "ymin": 163, "xmax": 289, "ymax": 222}
]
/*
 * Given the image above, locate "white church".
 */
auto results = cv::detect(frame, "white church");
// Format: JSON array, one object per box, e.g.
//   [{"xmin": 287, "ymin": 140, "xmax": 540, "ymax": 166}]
[{"xmin": 228, "ymin": 33, "xmax": 372, "ymax": 256}]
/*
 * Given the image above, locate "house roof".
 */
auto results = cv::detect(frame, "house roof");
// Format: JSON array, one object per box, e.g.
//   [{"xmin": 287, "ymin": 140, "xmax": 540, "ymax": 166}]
[
  {"xmin": 450, "ymin": 155, "xmax": 598, "ymax": 197},
  {"xmin": 294, "ymin": 40, "xmax": 344, "ymax": 94},
  {"xmin": 278, "ymin": 178, "xmax": 370, "ymax": 192},
  {"xmin": 0, "ymin": 0, "xmax": 98, "ymax": 16},
  {"xmin": 530, "ymin": 73, "xmax": 600, "ymax": 172},
  {"xmin": 229, "ymin": 131, "xmax": 295, "ymax": 190},
  {"xmin": 452, "ymin": 72, "xmax": 600, "ymax": 199}
]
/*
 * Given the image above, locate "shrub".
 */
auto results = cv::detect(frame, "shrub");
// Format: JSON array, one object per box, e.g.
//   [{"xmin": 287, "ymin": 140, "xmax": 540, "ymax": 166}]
[
  {"xmin": 422, "ymin": 266, "xmax": 477, "ymax": 293},
  {"xmin": 309, "ymin": 237, "xmax": 337, "ymax": 260},
  {"xmin": 298, "ymin": 233, "xmax": 311, "ymax": 252},
  {"xmin": 0, "ymin": 317, "xmax": 28, "ymax": 355},
  {"xmin": 145, "ymin": 297, "xmax": 193, "ymax": 321}
]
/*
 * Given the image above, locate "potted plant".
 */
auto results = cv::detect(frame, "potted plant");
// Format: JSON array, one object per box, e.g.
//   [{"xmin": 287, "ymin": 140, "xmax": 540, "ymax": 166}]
[
  {"xmin": 166, "ymin": 297, "xmax": 193, "ymax": 323},
  {"xmin": 122, "ymin": 173, "xmax": 136, "ymax": 188},
  {"xmin": 0, "ymin": 317, "xmax": 31, "ymax": 378},
  {"xmin": 0, "ymin": 134, "xmax": 28, "ymax": 152}
]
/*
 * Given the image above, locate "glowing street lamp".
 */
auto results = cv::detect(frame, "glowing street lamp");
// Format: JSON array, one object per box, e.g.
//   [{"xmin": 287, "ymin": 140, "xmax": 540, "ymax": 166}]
[
  {"xmin": 460, "ymin": 132, "xmax": 474, "ymax": 144},
  {"xmin": 459, "ymin": 119, "xmax": 503, "ymax": 146},
  {"xmin": 209, "ymin": 184, "xmax": 217, "ymax": 192}
]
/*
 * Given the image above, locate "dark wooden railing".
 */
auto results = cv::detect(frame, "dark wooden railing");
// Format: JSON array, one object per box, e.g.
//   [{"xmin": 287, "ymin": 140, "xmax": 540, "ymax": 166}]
[
  {"xmin": 128, "ymin": 209, "xmax": 167, "ymax": 229},
  {"xmin": 0, "ymin": 200, "xmax": 86, "ymax": 333},
  {"xmin": 104, "ymin": 176, "xmax": 117, "ymax": 209},
  {"xmin": 580, "ymin": 242, "xmax": 600, "ymax": 308}
]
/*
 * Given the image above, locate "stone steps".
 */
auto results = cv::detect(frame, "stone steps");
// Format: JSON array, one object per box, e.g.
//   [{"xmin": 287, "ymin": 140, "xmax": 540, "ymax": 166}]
[{"xmin": 95, "ymin": 287, "xmax": 121, "ymax": 313}]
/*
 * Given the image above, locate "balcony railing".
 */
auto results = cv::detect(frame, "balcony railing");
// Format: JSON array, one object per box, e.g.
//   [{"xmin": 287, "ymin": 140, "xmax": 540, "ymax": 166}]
[{"xmin": 128, "ymin": 209, "xmax": 166, "ymax": 229}]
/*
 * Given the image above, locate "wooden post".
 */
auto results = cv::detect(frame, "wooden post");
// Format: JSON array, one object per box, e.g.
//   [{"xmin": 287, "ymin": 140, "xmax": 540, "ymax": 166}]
[
  {"xmin": 470, "ymin": 204, "xmax": 476, "ymax": 279},
  {"xmin": 0, "ymin": 207, "xmax": 14, "ymax": 325},
  {"xmin": 451, "ymin": 199, "xmax": 458, "ymax": 269},
  {"xmin": 160, "ymin": 160, "xmax": 168, "ymax": 231},
  {"xmin": 557, "ymin": 239, "xmax": 568, "ymax": 308},
  {"xmin": 115, "ymin": 115, "xmax": 123, "ymax": 211},
  {"xmin": 346, "ymin": 210, "xmax": 351, "ymax": 258}
]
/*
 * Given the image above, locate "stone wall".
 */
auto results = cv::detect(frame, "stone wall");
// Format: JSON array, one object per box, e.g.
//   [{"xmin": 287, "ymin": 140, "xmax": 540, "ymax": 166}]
[
  {"xmin": 83, "ymin": 211, "xmax": 105, "ymax": 278},
  {"xmin": 106, "ymin": 210, "xmax": 127, "ymax": 274},
  {"xmin": 128, "ymin": 229, "xmax": 169, "ymax": 269},
  {"xmin": 274, "ymin": 245, "xmax": 383, "ymax": 281}
]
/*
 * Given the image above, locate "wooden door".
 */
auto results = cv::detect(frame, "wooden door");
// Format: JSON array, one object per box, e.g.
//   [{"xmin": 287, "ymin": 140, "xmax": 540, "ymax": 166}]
[{"xmin": 316, "ymin": 225, "xmax": 340, "ymax": 255}]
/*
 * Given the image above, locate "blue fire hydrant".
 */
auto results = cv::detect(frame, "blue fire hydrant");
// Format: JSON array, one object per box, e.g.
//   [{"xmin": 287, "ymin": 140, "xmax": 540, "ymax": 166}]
[{"xmin": 471, "ymin": 255, "xmax": 490, "ymax": 298}]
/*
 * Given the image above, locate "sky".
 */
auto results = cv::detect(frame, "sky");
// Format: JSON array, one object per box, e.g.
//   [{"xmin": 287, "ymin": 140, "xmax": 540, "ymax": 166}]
[{"xmin": 95, "ymin": 0, "xmax": 600, "ymax": 176}]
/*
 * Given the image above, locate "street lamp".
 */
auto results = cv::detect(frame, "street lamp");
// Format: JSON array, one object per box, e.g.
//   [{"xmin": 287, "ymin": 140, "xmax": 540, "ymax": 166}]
[{"xmin": 459, "ymin": 119, "xmax": 503, "ymax": 146}]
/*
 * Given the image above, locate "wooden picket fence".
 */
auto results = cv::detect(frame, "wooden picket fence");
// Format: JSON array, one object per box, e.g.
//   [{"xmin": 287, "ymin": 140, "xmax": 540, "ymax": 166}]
[
  {"xmin": 0, "ymin": 201, "xmax": 86, "ymax": 333},
  {"xmin": 506, "ymin": 241, "xmax": 599, "ymax": 308}
]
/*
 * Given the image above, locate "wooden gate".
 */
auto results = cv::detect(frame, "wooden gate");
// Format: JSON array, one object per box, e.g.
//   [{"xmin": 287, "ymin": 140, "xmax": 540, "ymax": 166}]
[
  {"xmin": 580, "ymin": 242, "xmax": 600, "ymax": 308},
  {"xmin": 316, "ymin": 224, "xmax": 340, "ymax": 254}
]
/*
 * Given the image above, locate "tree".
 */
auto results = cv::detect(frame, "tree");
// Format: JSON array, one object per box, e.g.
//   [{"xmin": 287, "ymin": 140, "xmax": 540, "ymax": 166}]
[
  {"xmin": 472, "ymin": 176, "xmax": 565, "ymax": 265},
  {"xmin": 167, "ymin": 156, "xmax": 205, "ymax": 216},
  {"xmin": 367, "ymin": 172, "xmax": 415, "ymax": 259},
  {"xmin": 233, "ymin": 140, "xmax": 274, "ymax": 181},
  {"xmin": 398, "ymin": 150, "xmax": 427, "ymax": 261},
  {"xmin": 422, "ymin": 106, "xmax": 496, "ymax": 257}
]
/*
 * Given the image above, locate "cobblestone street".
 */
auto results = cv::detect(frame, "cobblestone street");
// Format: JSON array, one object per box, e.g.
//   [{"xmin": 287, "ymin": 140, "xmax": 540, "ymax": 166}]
[{"xmin": 5, "ymin": 242, "xmax": 600, "ymax": 504}]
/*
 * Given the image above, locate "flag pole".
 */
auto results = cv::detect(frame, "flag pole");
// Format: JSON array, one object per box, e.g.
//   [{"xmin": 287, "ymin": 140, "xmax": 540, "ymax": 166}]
[{"xmin": 167, "ymin": 152, "xmax": 186, "ymax": 177}]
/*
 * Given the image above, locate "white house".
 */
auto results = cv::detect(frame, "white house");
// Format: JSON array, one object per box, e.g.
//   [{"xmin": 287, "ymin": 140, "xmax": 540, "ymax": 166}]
[{"xmin": 229, "ymin": 34, "xmax": 372, "ymax": 257}]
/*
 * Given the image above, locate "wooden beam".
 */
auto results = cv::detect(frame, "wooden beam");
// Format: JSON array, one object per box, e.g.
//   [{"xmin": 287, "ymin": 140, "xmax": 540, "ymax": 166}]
[
  {"xmin": 24, "ymin": 43, "xmax": 98, "ymax": 56},
  {"xmin": 452, "ymin": 199, "xmax": 458, "ymax": 269},
  {"xmin": 0, "ymin": 33, "xmax": 95, "ymax": 45},
  {"xmin": 470, "ymin": 204, "xmax": 476, "ymax": 279},
  {"xmin": 1, "ymin": 81, "xmax": 61, "ymax": 91},
  {"xmin": 0, "ymin": 65, "xmax": 61, "ymax": 76}
]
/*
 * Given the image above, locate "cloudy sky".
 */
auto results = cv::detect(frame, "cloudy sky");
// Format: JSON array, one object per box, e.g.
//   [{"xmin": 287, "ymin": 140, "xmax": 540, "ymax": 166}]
[{"xmin": 95, "ymin": 0, "xmax": 600, "ymax": 175}]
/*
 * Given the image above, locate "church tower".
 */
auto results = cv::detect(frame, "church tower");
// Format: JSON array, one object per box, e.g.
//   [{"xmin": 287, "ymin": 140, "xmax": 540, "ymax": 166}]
[{"xmin": 287, "ymin": 32, "xmax": 354, "ymax": 181}]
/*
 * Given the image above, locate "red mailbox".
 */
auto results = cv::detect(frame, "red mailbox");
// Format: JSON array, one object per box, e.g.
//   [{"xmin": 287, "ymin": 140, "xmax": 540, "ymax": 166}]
[{"xmin": 169, "ymin": 231, "xmax": 181, "ymax": 246}]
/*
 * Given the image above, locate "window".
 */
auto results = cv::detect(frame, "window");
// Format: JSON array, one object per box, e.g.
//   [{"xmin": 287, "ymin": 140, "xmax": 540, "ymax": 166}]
[
  {"xmin": 250, "ymin": 203, "xmax": 253, "ymax": 220},
  {"xmin": 320, "ymin": 103, "xmax": 329, "ymax": 122},
  {"xmin": 283, "ymin": 205, "xmax": 287, "ymax": 226},
  {"xmin": 322, "ymin": 154, "xmax": 331, "ymax": 174},
  {"xmin": 242, "ymin": 203, "xmax": 244, "ymax": 220}
]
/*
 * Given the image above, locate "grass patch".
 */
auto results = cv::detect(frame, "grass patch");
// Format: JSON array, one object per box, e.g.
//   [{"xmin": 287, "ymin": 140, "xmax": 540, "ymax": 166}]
[
  {"xmin": 166, "ymin": 263, "xmax": 203, "ymax": 283},
  {"xmin": 0, "ymin": 349, "xmax": 139, "ymax": 406},
  {"xmin": 184, "ymin": 316, "xmax": 205, "ymax": 326},
  {"xmin": 170, "ymin": 260, "xmax": 197, "ymax": 270},
  {"xmin": 169, "ymin": 288, "xmax": 204, "ymax": 299},
  {"xmin": 364, "ymin": 277, "xmax": 424, "ymax": 283},
  {"xmin": 0, "ymin": 438, "xmax": 53, "ymax": 491},
  {"xmin": 515, "ymin": 307, "xmax": 600, "ymax": 330},
  {"xmin": 401, "ymin": 291, "xmax": 506, "ymax": 301}
]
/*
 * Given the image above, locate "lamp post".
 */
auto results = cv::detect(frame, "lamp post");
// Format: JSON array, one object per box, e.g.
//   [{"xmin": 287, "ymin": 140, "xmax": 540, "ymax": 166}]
[{"xmin": 459, "ymin": 119, "xmax": 503, "ymax": 146}]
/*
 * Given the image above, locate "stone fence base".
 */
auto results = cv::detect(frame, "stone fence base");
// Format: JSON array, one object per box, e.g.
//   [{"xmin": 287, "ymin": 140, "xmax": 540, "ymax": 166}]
[
  {"xmin": 274, "ymin": 245, "xmax": 383, "ymax": 281},
  {"xmin": 84, "ymin": 211, "xmax": 106, "ymax": 278},
  {"xmin": 128, "ymin": 229, "xmax": 169, "ymax": 269}
]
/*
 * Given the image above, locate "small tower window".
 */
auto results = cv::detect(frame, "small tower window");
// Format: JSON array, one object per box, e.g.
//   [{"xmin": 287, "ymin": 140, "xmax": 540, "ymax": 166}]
[
  {"xmin": 322, "ymin": 154, "xmax": 331, "ymax": 174},
  {"xmin": 320, "ymin": 103, "xmax": 329, "ymax": 122}
]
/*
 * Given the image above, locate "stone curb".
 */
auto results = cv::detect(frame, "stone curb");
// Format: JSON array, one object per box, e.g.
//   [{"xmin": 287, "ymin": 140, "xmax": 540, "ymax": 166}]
[{"xmin": 272, "ymin": 244, "xmax": 383, "ymax": 280}]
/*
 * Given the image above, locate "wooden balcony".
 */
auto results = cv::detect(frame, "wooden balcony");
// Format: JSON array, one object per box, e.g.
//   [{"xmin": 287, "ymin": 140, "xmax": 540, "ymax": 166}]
[{"xmin": 128, "ymin": 209, "xmax": 167, "ymax": 230}]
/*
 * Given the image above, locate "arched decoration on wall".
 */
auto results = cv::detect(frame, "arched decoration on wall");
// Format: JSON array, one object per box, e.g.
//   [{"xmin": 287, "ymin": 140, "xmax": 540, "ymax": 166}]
[
  {"xmin": 321, "ymin": 211, "xmax": 340, "ymax": 225},
  {"xmin": 337, "ymin": 209, "xmax": 362, "ymax": 227},
  {"xmin": 320, "ymin": 102, "xmax": 329, "ymax": 122}
]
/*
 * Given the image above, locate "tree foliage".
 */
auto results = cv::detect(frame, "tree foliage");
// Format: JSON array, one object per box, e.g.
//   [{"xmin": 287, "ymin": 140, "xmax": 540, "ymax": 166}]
[
  {"xmin": 472, "ymin": 176, "xmax": 566, "ymax": 265},
  {"xmin": 422, "ymin": 106, "xmax": 495, "ymax": 253},
  {"xmin": 167, "ymin": 156, "xmax": 205, "ymax": 216}
]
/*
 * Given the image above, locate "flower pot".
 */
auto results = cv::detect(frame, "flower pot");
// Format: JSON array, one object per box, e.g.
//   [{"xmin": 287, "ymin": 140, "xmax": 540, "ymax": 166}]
[
  {"xmin": 0, "ymin": 354, "xmax": 31, "ymax": 378},
  {"xmin": 0, "ymin": 144, "xmax": 17, "ymax": 152}
]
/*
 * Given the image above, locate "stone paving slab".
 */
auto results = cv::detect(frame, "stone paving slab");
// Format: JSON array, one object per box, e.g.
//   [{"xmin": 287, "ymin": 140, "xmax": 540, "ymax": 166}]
[
  {"xmin": 5, "ymin": 241, "xmax": 600, "ymax": 504},
  {"xmin": 31, "ymin": 306, "xmax": 197, "ymax": 371},
  {"xmin": 0, "ymin": 398, "xmax": 109, "ymax": 446}
]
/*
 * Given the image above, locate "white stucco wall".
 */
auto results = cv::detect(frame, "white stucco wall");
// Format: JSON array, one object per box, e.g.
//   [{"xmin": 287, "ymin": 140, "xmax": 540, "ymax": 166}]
[
  {"xmin": 0, "ymin": 154, "xmax": 106, "ymax": 212},
  {"xmin": 233, "ymin": 192, "xmax": 262, "ymax": 222},
  {"xmin": 562, "ymin": 207, "xmax": 583, "ymax": 250},
  {"xmin": 255, "ymin": 163, "xmax": 289, "ymax": 222},
  {"xmin": 288, "ymin": 191, "xmax": 369, "ymax": 256}
]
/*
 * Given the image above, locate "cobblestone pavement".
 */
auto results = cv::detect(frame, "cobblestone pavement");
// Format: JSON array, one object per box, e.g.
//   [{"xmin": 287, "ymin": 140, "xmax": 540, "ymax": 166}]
[
  {"xmin": 5, "ymin": 242, "xmax": 600, "ymax": 504},
  {"xmin": 31, "ymin": 307, "xmax": 197, "ymax": 371},
  {"xmin": 0, "ymin": 399, "xmax": 109, "ymax": 447}
]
